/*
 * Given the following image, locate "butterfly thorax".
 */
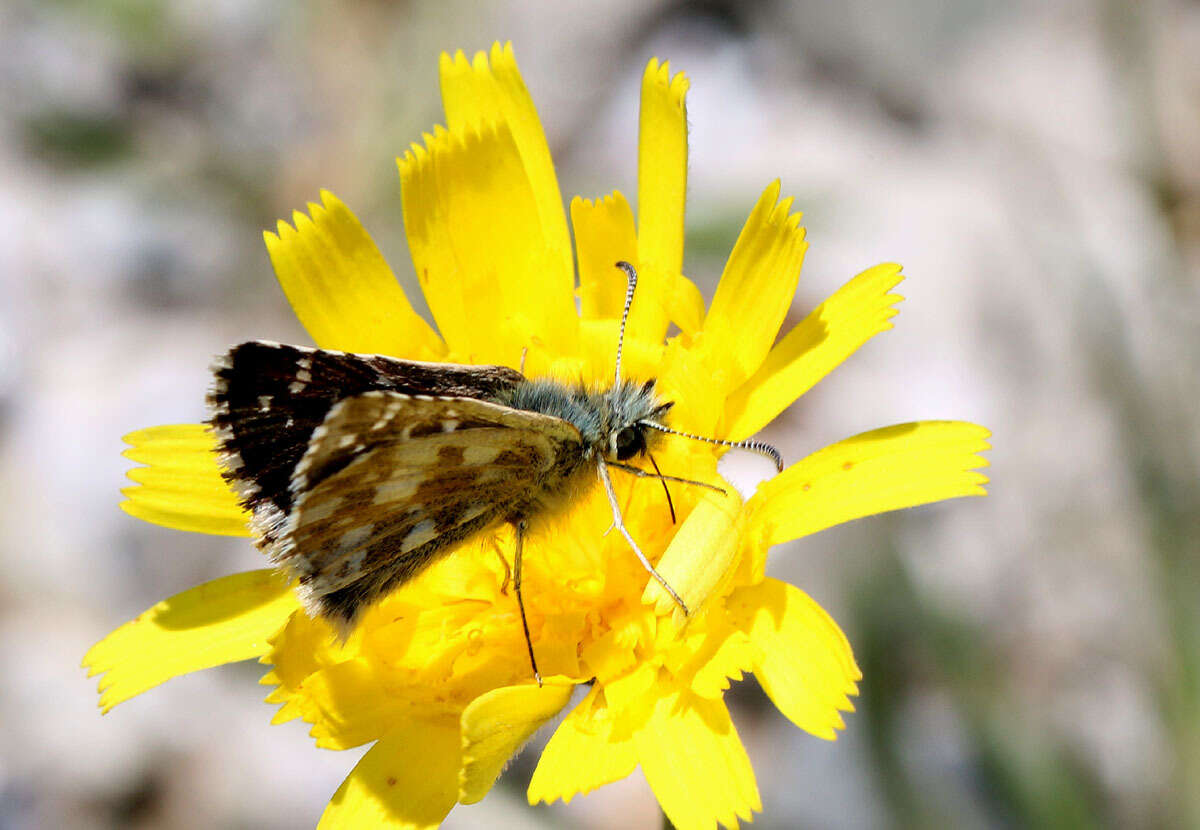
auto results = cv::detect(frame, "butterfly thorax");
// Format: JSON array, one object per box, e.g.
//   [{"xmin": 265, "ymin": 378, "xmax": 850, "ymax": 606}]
[{"xmin": 494, "ymin": 377, "xmax": 673, "ymax": 462}]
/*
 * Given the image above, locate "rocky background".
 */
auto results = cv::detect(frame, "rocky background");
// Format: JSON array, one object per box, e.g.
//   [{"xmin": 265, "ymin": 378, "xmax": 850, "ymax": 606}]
[{"xmin": 3, "ymin": 0, "xmax": 1199, "ymax": 827}]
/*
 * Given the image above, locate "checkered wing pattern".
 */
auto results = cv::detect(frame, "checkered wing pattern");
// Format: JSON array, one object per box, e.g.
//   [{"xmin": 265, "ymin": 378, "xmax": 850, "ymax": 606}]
[
  {"xmin": 274, "ymin": 392, "xmax": 585, "ymax": 629},
  {"xmin": 208, "ymin": 341, "xmax": 524, "ymax": 540}
]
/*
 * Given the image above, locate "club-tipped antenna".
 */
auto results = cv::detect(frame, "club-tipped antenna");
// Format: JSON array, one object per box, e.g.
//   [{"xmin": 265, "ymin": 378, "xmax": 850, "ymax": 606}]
[
  {"xmin": 640, "ymin": 421, "xmax": 784, "ymax": 472},
  {"xmin": 613, "ymin": 261, "xmax": 638, "ymax": 386}
]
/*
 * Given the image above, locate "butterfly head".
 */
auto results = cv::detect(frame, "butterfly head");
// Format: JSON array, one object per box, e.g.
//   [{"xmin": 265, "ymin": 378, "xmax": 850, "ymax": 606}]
[{"xmin": 605, "ymin": 378, "xmax": 673, "ymax": 462}]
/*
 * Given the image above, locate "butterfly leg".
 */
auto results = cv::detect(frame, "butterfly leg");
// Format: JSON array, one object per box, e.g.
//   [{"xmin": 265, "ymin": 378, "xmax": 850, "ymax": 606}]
[
  {"xmin": 513, "ymin": 520, "xmax": 542, "ymax": 686},
  {"xmin": 595, "ymin": 456, "xmax": 690, "ymax": 615},
  {"xmin": 491, "ymin": 538, "xmax": 513, "ymax": 595}
]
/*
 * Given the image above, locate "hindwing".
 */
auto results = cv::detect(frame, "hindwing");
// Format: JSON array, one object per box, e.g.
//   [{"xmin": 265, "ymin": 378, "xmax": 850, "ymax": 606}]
[
  {"xmin": 270, "ymin": 392, "xmax": 586, "ymax": 629},
  {"xmin": 207, "ymin": 341, "xmax": 524, "ymax": 538}
]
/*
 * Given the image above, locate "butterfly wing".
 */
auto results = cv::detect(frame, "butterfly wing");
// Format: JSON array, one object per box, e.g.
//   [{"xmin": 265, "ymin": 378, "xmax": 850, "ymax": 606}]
[
  {"xmin": 270, "ymin": 391, "xmax": 586, "ymax": 629},
  {"xmin": 208, "ymin": 341, "xmax": 524, "ymax": 539}
]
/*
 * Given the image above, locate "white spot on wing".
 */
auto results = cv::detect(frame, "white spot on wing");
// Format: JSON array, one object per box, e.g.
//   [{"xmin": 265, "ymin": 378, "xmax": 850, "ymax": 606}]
[
  {"xmin": 401, "ymin": 519, "xmax": 437, "ymax": 552},
  {"xmin": 463, "ymin": 445, "xmax": 500, "ymax": 465},
  {"xmin": 337, "ymin": 523, "xmax": 374, "ymax": 553},
  {"xmin": 371, "ymin": 479, "xmax": 418, "ymax": 505}
]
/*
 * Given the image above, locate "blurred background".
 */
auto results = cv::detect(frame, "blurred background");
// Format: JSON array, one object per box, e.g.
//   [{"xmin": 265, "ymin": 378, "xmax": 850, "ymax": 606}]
[{"xmin": 3, "ymin": 0, "xmax": 1199, "ymax": 827}]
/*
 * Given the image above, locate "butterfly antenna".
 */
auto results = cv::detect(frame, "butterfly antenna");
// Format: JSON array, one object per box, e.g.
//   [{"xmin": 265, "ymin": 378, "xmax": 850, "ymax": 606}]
[
  {"xmin": 646, "ymin": 450, "xmax": 676, "ymax": 524},
  {"xmin": 640, "ymin": 421, "xmax": 784, "ymax": 472},
  {"xmin": 613, "ymin": 261, "xmax": 638, "ymax": 386}
]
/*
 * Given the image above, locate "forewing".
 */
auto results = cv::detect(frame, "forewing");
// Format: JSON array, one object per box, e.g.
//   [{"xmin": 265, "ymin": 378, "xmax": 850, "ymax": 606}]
[
  {"xmin": 273, "ymin": 392, "xmax": 585, "ymax": 629},
  {"xmin": 207, "ymin": 340, "xmax": 524, "ymax": 540}
]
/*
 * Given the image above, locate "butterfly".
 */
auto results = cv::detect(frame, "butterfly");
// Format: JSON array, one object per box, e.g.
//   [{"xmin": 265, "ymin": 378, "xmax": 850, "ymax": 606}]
[{"xmin": 207, "ymin": 262, "xmax": 782, "ymax": 682}]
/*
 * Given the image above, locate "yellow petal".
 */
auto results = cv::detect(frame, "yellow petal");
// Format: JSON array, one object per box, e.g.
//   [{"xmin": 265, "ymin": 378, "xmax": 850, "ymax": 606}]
[
  {"xmin": 643, "ymin": 489, "xmax": 744, "ymax": 619},
  {"xmin": 120, "ymin": 424, "xmax": 249, "ymax": 536},
  {"xmin": 698, "ymin": 180, "xmax": 808, "ymax": 393},
  {"xmin": 633, "ymin": 58, "xmax": 689, "ymax": 345},
  {"xmin": 656, "ymin": 337, "xmax": 729, "ymax": 437},
  {"xmin": 260, "ymin": 610, "xmax": 351, "ymax": 725},
  {"xmin": 572, "ymin": 191, "xmax": 638, "ymax": 320},
  {"xmin": 399, "ymin": 123, "xmax": 577, "ymax": 365},
  {"xmin": 265, "ymin": 606, "xmax": 367, "ymax": 729},
  {"xmin": 318, "ymin": 719, "xmax": 461, "ymax": 830},
  {"xmin": 669, "ymin": 273, "xmax": 707, "ymax": 337},
  {"xmin": 726, "ymin": 579, "xmax": 859, "ymax": 740},
  {"xmin": 83, "ymin": 569, "xmax": 296, "ymax": 713},
  {"xmin": 528, "ymin": 686, "xmax": 638, "ymax": 805},
  {"xmin": 580, "ymin": 623, "xmax": 641, "ymax": 686},
  {"xmin": 290, "ymin": 659, "xmax": 409, "ymax": 750},
  {"xmin": 603, "ymin": 660, "xmax": 659, "ymax": 730},
  {"xmin": 635, "ymin": 684, "xmax": 761, "ymax": 830},
  {"xmin": 748, "ymin": 421, "xmax": 991, "ymax": 550},
  {"xmin": 576, "ymin": 318, "xmax": 665, "ymax": 389},
  {"xmin": 662, "ymin": 615, "xmax": 755, "ymax": 701},
  {"xmin": 440, "ymin": 42, "xmax": 573, "ymax": 298},
  {"xmin": 458, "ymin": 681, "xmax": 575, "ymax": 803},
  {"xmin": 264, "ymin": 190, "xmax": 444, "ymax": 359},
  {"xmin": 534, "ymin": 612, "xmax": 587, "ymax": 680},
  {"xmin": 725, "ymin": 263, "xmax": 904, "ymax": 440}
]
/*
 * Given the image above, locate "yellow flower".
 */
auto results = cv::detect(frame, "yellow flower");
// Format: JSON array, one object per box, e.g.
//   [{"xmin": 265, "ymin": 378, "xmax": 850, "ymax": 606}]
[{"xmin": 84, "ymin": 42, "xmax": 990, "ymax": 830}]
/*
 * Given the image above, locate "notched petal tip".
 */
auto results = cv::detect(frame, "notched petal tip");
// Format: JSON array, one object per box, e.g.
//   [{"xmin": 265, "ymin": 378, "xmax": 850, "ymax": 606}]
[
  {"xmin": 727, "ymin": 579, "xmax": 860, "ymax": 741},
  {"xmin": 490, "ymin": 40, "xmax": 516, "ymax": 68},
  {"xmin": 290, "ymin": 208, "xmax": 313, "ymax": 232},
  {"xmin": 698, "ymin": 179, "xmax": 810, "ymax": 394},
  {"xmin": 119, "ymin": 423, "xmax": 250, "ymax": 536},
  {"xmin": 267, "ymin": 185, "xmax": 445, "ymax": 357},
  {"xmin": 723, "ymin": 261, "xmax": 912, "ymax": 440},
  {"xmin": 643, "ymin": 57, "xmax": 689, "ymax": 102},
  {"xmin": 83, "ymin": 570, "xmax": 296, "ymax": 713}
]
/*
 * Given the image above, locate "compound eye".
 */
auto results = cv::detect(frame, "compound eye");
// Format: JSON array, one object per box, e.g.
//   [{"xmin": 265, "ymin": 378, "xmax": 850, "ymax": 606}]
[{"xmin": 613, "ymin": 426, "xmax": 644, "ymax": 460}]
